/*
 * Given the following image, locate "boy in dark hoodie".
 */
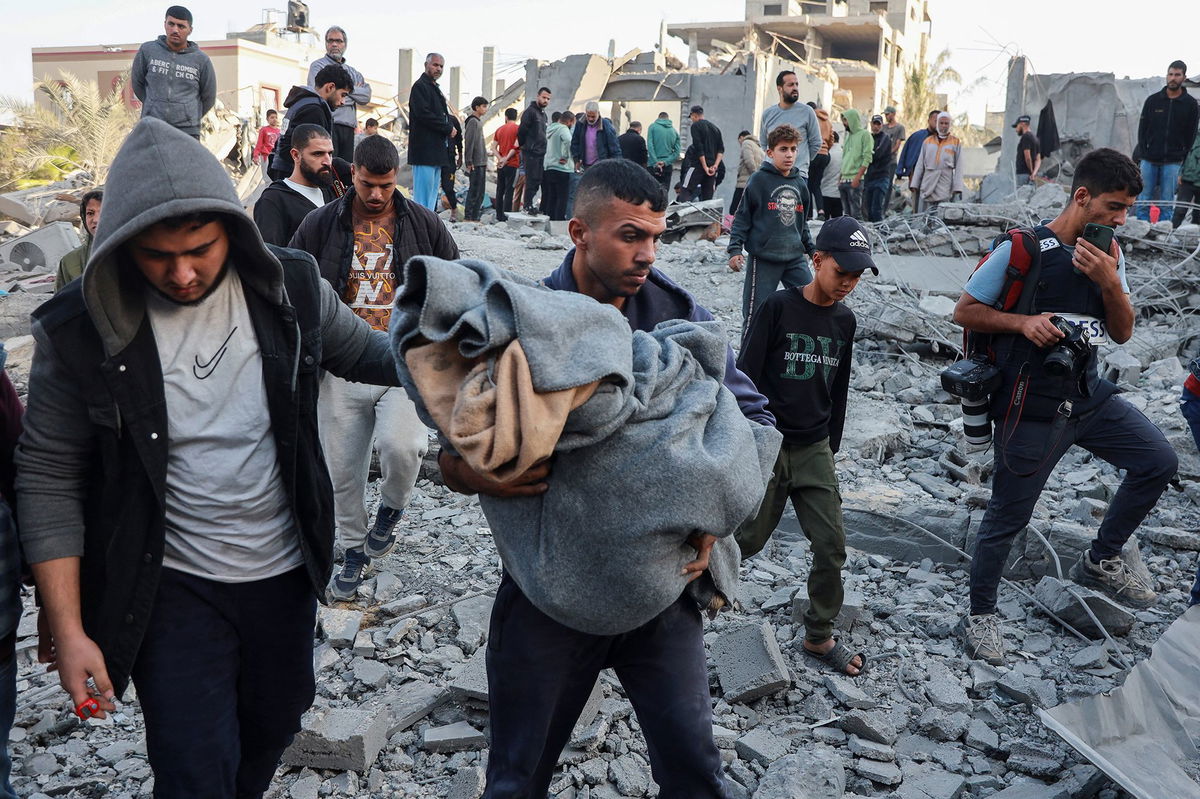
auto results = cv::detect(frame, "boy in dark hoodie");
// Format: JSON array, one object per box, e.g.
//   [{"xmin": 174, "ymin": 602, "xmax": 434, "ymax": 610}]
[
  {"xmin": 267, "ymin": 65, "xmax": 353, "ymax": 181},
  {"xmin": 735, "ymin": 215, "xmax": 879, "ymax": 677},
  {"xmin": 728, "ymin": 124, "xmax": 816, "ymax": 333}
]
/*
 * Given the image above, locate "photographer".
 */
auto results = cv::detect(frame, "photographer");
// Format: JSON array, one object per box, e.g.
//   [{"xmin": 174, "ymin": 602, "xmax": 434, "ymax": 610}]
[{"xmin": 952, "ymin": 148, "xmax": 1177, "ymax": 665}]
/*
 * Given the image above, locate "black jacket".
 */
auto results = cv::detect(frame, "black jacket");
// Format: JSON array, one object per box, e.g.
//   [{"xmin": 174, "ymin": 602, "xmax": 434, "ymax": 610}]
[
  {"xmin": 269, "ymin": 86, "xmax": 334, "ymax": 176},
  {"xmin": 408, "ymin": 73, "xmax": 451, "ymax": 167},
  {"xmin": 519, "ymin": 103, "xmax": 548, "ymax": 157},
  {"xmin": 1137, "ymin": 87, "xmax": 1200, "ymax": 164},
  {"xmin": 288, "ymin": 187, "xmax": 460, "ymax": 296},
  {"xmin": 25, "ymin": 248, "xmax": 397, "ymax": 694},
  {"xmin": 447, "ymin": 115, "xmax": 463, "ymax": 167},
  {"xmin": 865, "ymin": 131, "xmax": 893, "ymax": 181},
  {"xmin": 619, "ymin": 131, "xmax": 649, "ymax": 166},
  {"xmin": 688, "ymin": 119, "xmax": 724, "ymax": 165},
  {"xmin": 254, "ymin": 180, "xmax": 336, "ymax": 247}
]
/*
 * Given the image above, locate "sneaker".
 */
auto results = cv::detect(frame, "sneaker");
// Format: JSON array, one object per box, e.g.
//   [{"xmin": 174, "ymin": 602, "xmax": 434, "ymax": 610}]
[
  {"xmin": 328, "ymin": 548, "xmax": 369, "ymax": 602},
  {"xmin": 363, "ymin": 505, "xmax": 403, "ymax": 559},
  {"xmin": 959, "ymin": 613, "xmax": 1006, "ymax": 665},
  {"xmin": 1070, "ymin": 551, "xmax": 1158, "ymax": 609}
]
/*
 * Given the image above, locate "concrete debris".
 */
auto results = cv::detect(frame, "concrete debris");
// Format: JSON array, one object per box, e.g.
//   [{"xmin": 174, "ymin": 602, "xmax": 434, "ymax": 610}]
[
  {"xmin": 283, "ymin": 702, "xmax": 391, "ymax": 771},
  {"xmin": 1032, "ymin": 575, "xmax": 1136, "ymax": 638},
  {"xmin": 711, "ymin": 622, "xmax": 791, "ymax": 703},
  {"xmin": 836, "ymin": 710, "xmax": 898, "ymax": 746},
  {"xmin": 422, "ymin": 721, "xmax": 487, "ymax": 753},
  {"xmin": 734, "ymin": 728, "xmax": 791, "ymax": 765},
  {"xmin": 446, "ymin": 766, "xmax": 486, "ymax": 799},
  {"xmin": 318, "ymin": 606, "xmax": 364, "ymax": 649}
]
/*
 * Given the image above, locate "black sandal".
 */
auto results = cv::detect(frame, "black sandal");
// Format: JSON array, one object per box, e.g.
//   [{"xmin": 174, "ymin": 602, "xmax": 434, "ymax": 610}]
[{"xmin": 804, "ymin": 639, "xmax": 867, "ymax": 677}]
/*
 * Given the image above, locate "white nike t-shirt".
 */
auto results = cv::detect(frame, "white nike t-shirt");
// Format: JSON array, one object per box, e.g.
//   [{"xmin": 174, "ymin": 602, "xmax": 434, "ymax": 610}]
[{"xmin": 145, "ymin": 266, "xmax": 302, "ymax": 582}]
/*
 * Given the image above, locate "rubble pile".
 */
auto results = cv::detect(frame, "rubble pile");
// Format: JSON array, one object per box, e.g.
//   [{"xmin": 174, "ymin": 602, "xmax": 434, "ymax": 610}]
[{"xmin": 3, "ymin": 217, "xmax": 1200, "ymax": 798}]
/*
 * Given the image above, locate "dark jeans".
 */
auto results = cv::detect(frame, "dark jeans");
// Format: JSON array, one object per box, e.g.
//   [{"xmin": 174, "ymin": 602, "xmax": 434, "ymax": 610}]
[
  {"xmin": 969, "ymin": 395, "xmax": 1177, "ymax": 615},
  {"xmin": 523, "ymin": 153, "xmax": 545, "ymax": 211},
  {"xmin": 652, "ymin": 163, "xmax": 674, "ymax": 194},
  {"xmin": 1173, "ymin": 179, "xmax": 1200, "ymax": 227},
  {"xmin": 838, "ymin": 181, "xmax": 864, "ymax": 220},
  {"xmin": 822, "ymin": 195, "xmax": 843, "ymax": 218},
  {"xmin": 332, "ymin": 124, "xmax": 355, "ymax": 163},
  {"xmin": 807, "ymin": 153, "xmax": 829, "ymax": 217},
  {"xmin": 495, "ymin": 164, "xmax": 517, "ymax": 220},
  {"xmin": 542, "ymin": 170, "xmax": 570, "ymax": 220},
  {"xmin": 692, "ymin": 170, "xmax": 717, "ymax": 202},
  {"xmin": 0, "ymin": 637, "xmax": 14, "ymax": 799},
  {"xmin": 865, "ymin": 176, "xmax": 890, "ymax": 222},
  {"xmin": 441, "ymin": 165, "xmax": 458, "ymax": 210},
  {"xmin": 736, "ymin": 440, "xmax": 845, "ymax": 642},
  {"xmin": 131, "ymin": 567, "xmax": 317, "ymax": 799},
  {"xmin": 565, "ymin": 170, "xmax": 582, "ymax": 219},
  {"xmin": 484, "ymin": 575, "xmax": 728, "ymax": 799},
  {"xmin": 1180, "ymin": 388, "xmax": 1200, "ymax": 606},
  {"xmin": 465, "ymin": 166, "xmax": 486, "ymax": 221},
  {"xmin": 740, "ymin": 255, "xmax": 811, "ymax": 329}
]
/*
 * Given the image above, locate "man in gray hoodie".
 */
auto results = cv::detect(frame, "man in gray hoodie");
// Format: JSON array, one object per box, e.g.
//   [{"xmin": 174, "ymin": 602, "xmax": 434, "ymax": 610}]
[
  {"xmin": 16, "ymin": 117, "xmax": 399, "ymax": 798},
  {"xmin": 307, "ymin": 26, "xmax": 373, "ymax": 162},
  {"xmin": 131, "ymin": 6, "xmax": 216, "ymax": 139}
]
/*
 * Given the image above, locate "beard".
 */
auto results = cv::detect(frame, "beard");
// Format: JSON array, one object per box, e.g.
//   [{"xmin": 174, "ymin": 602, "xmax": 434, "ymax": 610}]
[
  {"xmin": 785, "ymin": 90, "xmax": 799, "ymax": 103},
  {"xmin": 300, "ymin": 162, "xmax": 334, "ymax": 186}
]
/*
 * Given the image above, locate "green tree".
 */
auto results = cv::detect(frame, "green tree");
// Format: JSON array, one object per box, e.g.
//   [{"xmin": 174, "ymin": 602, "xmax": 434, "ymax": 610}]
[
  {"xmin": 900, "ymin": 48, "xmax": 961, "ymax": 132},
  {"xmin": 1, "ymin": 70, "xmax": 136, "ymax": 188}
]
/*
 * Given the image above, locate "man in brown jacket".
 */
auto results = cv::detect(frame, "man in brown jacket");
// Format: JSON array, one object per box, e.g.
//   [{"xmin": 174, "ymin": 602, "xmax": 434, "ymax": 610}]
[{"xmin": 731, "ymin": 131, "xmax": 765, "ymax": 214}]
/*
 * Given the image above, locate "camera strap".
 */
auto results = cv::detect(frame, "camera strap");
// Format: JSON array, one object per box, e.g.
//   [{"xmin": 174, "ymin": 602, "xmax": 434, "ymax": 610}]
[{"xmin": 998, "ymin": 366, "xmax": 1074, "ymax": 478}]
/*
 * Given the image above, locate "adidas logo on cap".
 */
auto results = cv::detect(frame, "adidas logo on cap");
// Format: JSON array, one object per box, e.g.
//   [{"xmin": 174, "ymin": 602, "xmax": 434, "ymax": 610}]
[{"xmin": 849, "ymin": 229, "xmax": 870, "ymax": 250}]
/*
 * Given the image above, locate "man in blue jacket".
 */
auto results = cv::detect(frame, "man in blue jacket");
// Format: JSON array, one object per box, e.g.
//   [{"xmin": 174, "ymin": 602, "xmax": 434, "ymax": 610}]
[
  {"xmin": 439, "ymin": 159, "xmax": 773, "ymax": 799},
  {"xmin": 571, "ymin": 102, "xmax": 621, "ymax": 172}
]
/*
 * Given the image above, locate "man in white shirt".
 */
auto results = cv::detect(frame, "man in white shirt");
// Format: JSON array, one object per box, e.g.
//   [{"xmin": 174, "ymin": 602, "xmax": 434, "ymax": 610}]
[{"xmin": 254, "ymin": 124, "xmax": 340, "ymax": 246}]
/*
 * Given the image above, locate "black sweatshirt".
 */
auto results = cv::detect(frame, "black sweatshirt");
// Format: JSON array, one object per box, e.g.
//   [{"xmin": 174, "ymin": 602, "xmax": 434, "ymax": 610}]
[
  {"xmin": 737, "ymin": 289, "xmax": 855, "ymax": 452},
  {"xmin": 728, "ymin": 161, "xmax": 816, "ymax": 263}
]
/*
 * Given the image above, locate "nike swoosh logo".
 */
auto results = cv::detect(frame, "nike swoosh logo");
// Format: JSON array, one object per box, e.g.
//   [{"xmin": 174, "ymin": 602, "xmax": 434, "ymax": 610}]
[{"xmin": 193, "ymin": 327, "xmax": 238, "ymax": 380}]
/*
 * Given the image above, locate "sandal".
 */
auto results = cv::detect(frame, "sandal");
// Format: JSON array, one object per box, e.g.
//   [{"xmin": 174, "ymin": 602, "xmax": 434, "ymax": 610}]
[{"xmin": 804, "ymin": 638, "xmax": 867, "ymax": 677}]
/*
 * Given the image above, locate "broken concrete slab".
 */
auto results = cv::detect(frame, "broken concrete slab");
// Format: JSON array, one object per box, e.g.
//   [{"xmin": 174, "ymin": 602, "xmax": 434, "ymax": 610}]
[
  {"xmin": 318, "ymin": 606, "xmax": 364, "ymax": 649},
  {"xmin": 447, "ymin": 649, "xmax": 489, "ymax": 703},
  {"xmin": 823, "ymin": 674, "xmax": 875, "ymax": 709},
  {"xmin": 451, "ymin": 593, "xmax": 494, "ymax": 654},
  {"xmin": 446, "ymin": 766, "xmax": 486, "ymax": 799},
  {"xmin": 735, "ymin": 728, "xmax": 791, "ymax": 766},
  {"xmin": 1007, "ymin": 741, "xmax": 1063, "ymax": 778},
  {"xmin": 283, "ymin": 702, "xmax": 390, "ymax": 771},
  {"xmin": 964, "ymin": 718, "xmax": 999, "ymax": 754},
  {"xmin": 1141, "ymin": 526, "xmax": 1200, "ymax": 551},
  {"xmin": 894, "ymin": 762, "xmax": 966, "ymax": 799},
  {"xmin": 923, "ymin": 662, "xmax": 970, "ymax": 712},
  {"xmin": 988, "ymin": 779, "xmax": 1070, "ymax": 799},
  {"xmin": 836, "ymin": 709, "xmax": 898, "ymax": 745},
  {"xmin": 847, "ymin": 733, "xmax": 895, "ymax": 762},
  {"xmin": 711, "ymin": 622, "xmax": 790, "ymax": 704},
  {"xmin": 423, "ymin": 721, "xmax": 487, "ymax": 753},
  {"xmin": 839, "ymin": 506, "xmax": 970, "ymax": 567},
  {"xmin": 854, "ymin": 757, "xmax": 903, "ymax": 786},
  {"xmin": 1032, "ymin": 575, "xmax": 1135, "ymax": 638},
  {"xmin": 383, "ymin": 680, "xmax": 447, "ymax": 735},
  {"xmin": 752, "ymin": 747, "xmax": 846, "ymax": 799}
]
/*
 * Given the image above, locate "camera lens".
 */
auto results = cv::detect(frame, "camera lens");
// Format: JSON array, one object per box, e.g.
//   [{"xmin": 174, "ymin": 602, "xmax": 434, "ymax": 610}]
[{"xmin": 1043, "ymin": 348, "xmax": 1074, "ymax": 377}]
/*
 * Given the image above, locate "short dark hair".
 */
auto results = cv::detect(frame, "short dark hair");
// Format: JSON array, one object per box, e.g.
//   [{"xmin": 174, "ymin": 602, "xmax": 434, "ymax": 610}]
[
  {"xmin": 1071, "ymin": 147, "xmax": 1143, "ymax": 197},
  {"xmin": 471, "ymin": 96, "xmax": 488, "ymax": 110},
  {"xmin": 364, "ymin": 117, "xmax": 378, "ymax": 128},
  {"xmin": 79, "ymin": 189, "xmax": 103, "ymax": 218},
  {"xmin": 165, "ymin": 5, "xmax": 192, "ymax": 23},
  {"xmin": 806, "ymin": 101, "xmax": 817, "ymax": 109},
  {"xmin": 550, "ymin": 111, "xmax": 561, "ymax": 123},
  {"xmin": 927, "ymin": 109, "xmax": 941, "ymax": 118},
  {"xmin": 1169, "ymin": 60, "xmax": 1188, "ymax": 73},
  {"xmin": 291, "ymin": 123, "xmax": 331, "ymax": 153},
  {"xmin": 314, "ymin": 64, "xmax": 353, "ymax": 91},
  {"xmin": 689, "ymin": 105, "xmax": 704, "ymax": 115},
  {"xmin": 629, "ymin": 121, "xmax": 641, "ymax": 131},
  {"xmin": 657, "ymin": 111, "xmax": 669, "ymax": 119},
  {"xmin": 266, "ymin": 109, "xmax": 278, "ymax": 117},
  {"xmin": 354, "ymin": 132, "xmax": 399, "ymax": 174},
  {"xmin": 538, "ymin": 86, "xmax": 552, "ymax": 95},
  {"xmin": 767, "ymin": 125, "xmax": 800, "ymax": 149},
  {"xmin": 776, "ymin": 70, "xmax": 796, "ymax": 87},
  {"xmin": 505, "ymin": 108, "xmax": 518, "ymax": 121},
  {"xmin": 737, "ymin": 129, "xmax": 752, "ymax": 139},
  {"xmin": 573, "ymin": 158, "xmax": 667, "ymax": 224}
]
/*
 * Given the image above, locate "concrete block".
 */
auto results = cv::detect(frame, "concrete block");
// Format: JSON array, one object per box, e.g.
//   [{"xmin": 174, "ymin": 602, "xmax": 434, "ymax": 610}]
[
  {"xmin": 1006, "ymin": 741, "xmax": 1063, "ymax": 778},
  {"xmin": 446, "ymin": 766, "xmax": 486, "ymax": 799},
  {"xmin": 447, "ymin": 649, "xmax": 489, "ymax": 702},
  {"xmin": 282, "ymin": 702, "xmax": 390, "ymax": 771},
  {"xmin": 1032, "ymin": 575, "xmax": 1135, "ymax": 638},
  {"xmin": 1142, "ymin": 525, "xmax": 1200, "ymax": 551},
  {"xmin": 1103, "ymin": 348, "xmax": 1142, "ymax": 385},
  {"xmin": 823, "ymin": 674, "xmax": 876, "ymax": 709},
  {"xmin": 963, "ymin": 718, "xmax": 999, "ymax": 753},
  {"xmin": 839, "ymin": 506, "xmax": 969, "ymax": 567},
  {"xmin": 504, "ymin": 212, "xmax": 549, "ymax": 233},
  {"xmin": 608, "ymin": 753, "xmax": 650, "ymax": 796},
  {"xmin": 711, "ymin": 622, "xmax": 790, "ymax": 704},
  {"xmin": 893, "ymin": 763, "xmax": 966, "ymax": 799},
  {"xmin": 318, "ymin": 606, "xmax": 363, "ymax": 649},
  {"xmin": 916, "ymin": 708, "xmax": 968, "ymax": 742},
  {"xmin": 313, "ymin": 642, "xmax": 341, "ymax": 673},
  {"xmin": 352, "ymin": 630, "xmax": 375, "ymax": 658},
  {"xmin": 383, "ymin": 680, "xmax": 447, "ymax": 735},
  {"xmin": 923, "ymin": 663, "xmax": 970, "ymax": 712},
  {"xmin": 452, "ymin": 594, "xmax": 494, "ymax": 654},
  {"xmin": 854, "ymin": 758, "xmax": 903, "ymax": 785},
  {"xmin": 352, "ymin": 658, "xmax": 390, "ymax": 689},
  {"xmin": 1071, "ymin": 497, "xmax": 1107, "ymax": 525},
  {"xmin": 753, "ymin": 748, "xmax": 846, "ymax": 799},
  {"xmin": 733, "ymin": 728, "xmax": 790, "ymax": 765},
  {"xmin": 423, "ymin": 721, "xmax": 487, "ymax": 753},
  {"xmin": 1068, "ymin": 643, "xmax": 1109, "ymax": 669},
  {"xmin": 836, "ymin": 710, "xmax": 897, "ymax": 745},
  {"xmin": 988, "ymin": 780, "xmax": 1070, "ymax": 799},
  {"xmin": 847, "ymin": 733, "xmax": 896, "ymax": 762},
  {"xmin": 791, "ymin": 589, "xmax": 865, "ymax": 629}
]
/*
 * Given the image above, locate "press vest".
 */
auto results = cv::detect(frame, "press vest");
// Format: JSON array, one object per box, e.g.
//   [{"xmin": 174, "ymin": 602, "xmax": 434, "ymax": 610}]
[{"xmin": 990, "ymin": 225, "xmax": 1116, "ymax": 421}]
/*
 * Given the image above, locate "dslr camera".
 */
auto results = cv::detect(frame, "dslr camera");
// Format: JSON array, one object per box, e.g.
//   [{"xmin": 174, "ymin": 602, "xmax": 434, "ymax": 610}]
[{"xmin": 1043, "ymin": 316, "xmax": 1092, "ymax": 377}]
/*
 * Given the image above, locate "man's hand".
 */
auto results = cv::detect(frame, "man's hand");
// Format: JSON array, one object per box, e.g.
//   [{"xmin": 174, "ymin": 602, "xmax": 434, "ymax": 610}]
[
  {"xmin": 705, "ymin": 166, "xmax": 717, "ymax": 177},
  {"xmin": 851, "ymin": 176, "xmax": 861, "ymax": 189},
  {"xmin": 1019, "ymin": 312, "xmax": 1067, "ymax": 348},
  {"xmin": 682, "ymin": 533, "xmax": 717, "ymax": 583},
  {"xmin": 728, "ymin": 254, "xmax": 745, "ymax": 272},
  {"xmin": 438, "ymin": 450, "xmax": 550, "ymax": 498},
  {"xmin": 449, "ymin": 128, "xmax": 459, "ymax": 139},
  {"xmin": 36, "ymin": 608, "xmax": 56, "ymax": 668},
  {"xmin": 558, "ymin": 158, "xmax": 567, "ymax": 165},
  {"xmin": 1073, "ymin": 237, "xmax": 1122, "ymax": 291},
  {"xmin": 54, "ymin": 632, "xmax": 116, "ymax": 719},
  {"xmin": 654, "ymin": 160, "xmax": 664, "ymax": 169}
]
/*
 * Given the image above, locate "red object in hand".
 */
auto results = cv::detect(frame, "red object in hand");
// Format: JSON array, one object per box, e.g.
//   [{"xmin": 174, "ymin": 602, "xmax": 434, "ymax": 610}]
[{"xmin": 74, "ymin": 697, "xmax": 100, "ymax": 720}]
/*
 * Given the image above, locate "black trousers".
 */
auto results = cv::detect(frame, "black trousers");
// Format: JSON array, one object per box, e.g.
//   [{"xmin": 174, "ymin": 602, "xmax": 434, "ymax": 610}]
[
  {"xmin": 484, "ymin": 575, "xmax": 728, "ymax": 798},
  {"xmin": 465, "ymin": 166, "xmax": 486, "ymax": 221},
  {"xmin": 131, "ymin": 567, "xmax": 316, "ymax": 799},
  {"xmin": 542, "ymin": 170, "xmax": 570, "ymax": 220},
  {"xmin": 822, "ymin": 195, "xmax": 843, "ymax": 218},
  {"xmin": 808, "ymin": 153, "xmax": 830, "ymax": 216},
  {"xmin": 523, "ymin": 153, "xmax": 545, "ymax": 211},
  {"xmin": 730, "ymin": 187, "xmax": 745, "ymax": 215},
  {"xmin": 441, "ymin": 165, "xmax": 458, "ymax": 210},
  {"xmin": 691, "ymin": 170, "xmax": 717, "ymax": 202},
  {"xmin": 496, "ymin": 165, "xmax": 516, "ymax": 220},
  {"xmin": 652, "ymin": 163, "xmax": 674, "ymax": 194},
  {"xmin": 1173, "ymin": 179, "xmax": 1200, "ymax": 227},
  {"xmin": 332, "ymin": 124, "xmax": 355, "ymax": 163},
  {"xmin": 969, "ymin": 395, "xmax": 1176, "ymax": 615}
]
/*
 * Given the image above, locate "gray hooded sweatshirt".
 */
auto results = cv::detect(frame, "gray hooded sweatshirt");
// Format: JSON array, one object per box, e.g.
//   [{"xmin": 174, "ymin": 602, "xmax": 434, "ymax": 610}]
[
  {"xmin": 391, "ymin": 257, "xmax": 782, "ymax": 636},
  {"xmin": 131, "ymin": 36, "xmax": 217, "ymax": 137}
]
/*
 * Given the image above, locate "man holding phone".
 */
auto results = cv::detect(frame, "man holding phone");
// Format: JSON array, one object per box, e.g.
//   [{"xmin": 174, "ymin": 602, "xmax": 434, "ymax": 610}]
[{"xmin": 952, "ymin": 148, "xmax": 1177, "ymax": 665}]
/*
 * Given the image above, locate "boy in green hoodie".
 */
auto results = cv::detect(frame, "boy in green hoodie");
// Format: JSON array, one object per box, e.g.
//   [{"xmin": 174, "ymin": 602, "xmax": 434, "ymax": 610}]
[
  {"xmin": 728, "ymin": 125, "xmax": 817, "ymax": 332},
  {"xmin": 838, "ymin": 109, "xmax": 873, "ymax": 220},
  {"xmin": 646, "ymin": 112, "xmax": 682, "ymax": 191}
]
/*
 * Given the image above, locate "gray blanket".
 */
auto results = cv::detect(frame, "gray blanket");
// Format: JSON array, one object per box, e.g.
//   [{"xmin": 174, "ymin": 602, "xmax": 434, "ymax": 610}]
[{"xmin": 391, "ymin": 257, "xmax": 782, "ymax": 635}]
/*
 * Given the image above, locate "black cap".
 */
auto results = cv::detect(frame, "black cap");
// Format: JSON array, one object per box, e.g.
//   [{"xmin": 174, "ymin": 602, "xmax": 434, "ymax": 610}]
[
  {"xmin": 870, "ymin": 114, "xmax": 884, "ymax": 123},
  {"xmin": 814, "ymin": 217, "xmax": 879, "ymax": 275},
  {"xmin": 689, "ymin": 105, "xmax": 704, "ymax": 115},
  {"xmin": 1011, "ymin": 114, "xmax": 1031, "ymax": 128}
]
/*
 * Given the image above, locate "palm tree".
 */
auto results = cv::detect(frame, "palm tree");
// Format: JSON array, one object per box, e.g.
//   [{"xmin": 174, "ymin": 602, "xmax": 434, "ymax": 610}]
[
  {"xmin": 900, "ymin": 48, "xmax": 961, "ymax": 132},
  {"xmin": 1, "ymin": 70, "xmax": 137, "ymax": 188}
]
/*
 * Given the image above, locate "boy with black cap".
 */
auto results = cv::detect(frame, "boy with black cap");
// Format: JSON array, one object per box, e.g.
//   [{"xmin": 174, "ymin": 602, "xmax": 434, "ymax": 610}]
[{"xmin": 735, "ymin": 215, "xmax": 878, "ymax": 677}]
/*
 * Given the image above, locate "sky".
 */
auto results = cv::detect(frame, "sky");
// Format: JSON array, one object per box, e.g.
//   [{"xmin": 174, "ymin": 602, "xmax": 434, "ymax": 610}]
[{"xmin": 2, "ymin": 0, "xmax": 1186, "ymax": 125}]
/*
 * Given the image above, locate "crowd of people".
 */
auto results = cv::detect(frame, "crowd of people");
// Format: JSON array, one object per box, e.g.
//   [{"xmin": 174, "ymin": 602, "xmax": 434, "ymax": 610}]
[{"xmin": 0, "ymin": 6, "xmax": 1196, "ymax": 797}]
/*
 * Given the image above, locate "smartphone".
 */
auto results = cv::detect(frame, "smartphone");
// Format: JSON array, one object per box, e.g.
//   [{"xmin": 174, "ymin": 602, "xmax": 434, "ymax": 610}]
[{"xmin": 1081, "ymin": 223, "xmax": 1115, "ymax": 255}]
